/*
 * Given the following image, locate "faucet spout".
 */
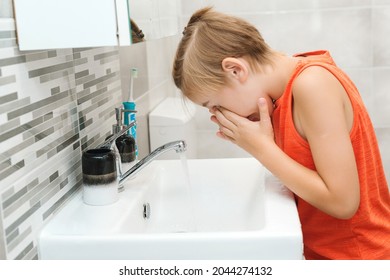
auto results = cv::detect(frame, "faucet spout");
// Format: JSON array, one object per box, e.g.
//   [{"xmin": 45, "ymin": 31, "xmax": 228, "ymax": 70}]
[{"xmin": 119, "ymin": 140, "xmax": 186, "ymax": 185}]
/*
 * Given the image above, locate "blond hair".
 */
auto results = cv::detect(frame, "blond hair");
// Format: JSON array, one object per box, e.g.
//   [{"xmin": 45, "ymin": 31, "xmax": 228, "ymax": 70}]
[{"xmin": 172, "ymin": 7, "xmax": 273, "ymax": 101}]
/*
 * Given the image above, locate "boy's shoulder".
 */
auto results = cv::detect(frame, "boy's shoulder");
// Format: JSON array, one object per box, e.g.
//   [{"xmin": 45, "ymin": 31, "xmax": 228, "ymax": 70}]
[{"xmin": 292, "ymin": 65, "xmax": 338, "ymax": 97}]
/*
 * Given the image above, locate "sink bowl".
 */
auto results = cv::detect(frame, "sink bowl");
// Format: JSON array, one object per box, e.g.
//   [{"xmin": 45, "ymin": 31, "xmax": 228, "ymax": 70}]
[{"xmin": 38, "ymin": 158, "xmax": 302, "ymax": 259}]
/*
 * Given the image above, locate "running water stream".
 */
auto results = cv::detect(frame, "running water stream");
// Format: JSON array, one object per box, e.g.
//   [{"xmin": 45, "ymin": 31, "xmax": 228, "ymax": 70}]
[{"xmin": 179, "ymin": 153, "xmax": 198, "ymax": 232}]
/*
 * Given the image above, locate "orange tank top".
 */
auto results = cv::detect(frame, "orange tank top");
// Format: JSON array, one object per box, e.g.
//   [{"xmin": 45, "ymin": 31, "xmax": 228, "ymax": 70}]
[{"xmin": 272, "ymin": 50, "xmax": 390, "ymax": 259}]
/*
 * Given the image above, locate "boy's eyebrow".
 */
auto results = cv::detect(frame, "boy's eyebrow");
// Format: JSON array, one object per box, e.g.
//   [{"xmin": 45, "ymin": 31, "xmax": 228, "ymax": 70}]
[{"xmin": 202, "ymin": 101, "xmax": 209, "ymax": 107}]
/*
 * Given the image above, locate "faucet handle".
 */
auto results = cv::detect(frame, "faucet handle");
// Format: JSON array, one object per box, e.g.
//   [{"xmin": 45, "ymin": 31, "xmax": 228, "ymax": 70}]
[{"xmin": 98, "ymin": 120, "xmax": 137, "ymax": 149}]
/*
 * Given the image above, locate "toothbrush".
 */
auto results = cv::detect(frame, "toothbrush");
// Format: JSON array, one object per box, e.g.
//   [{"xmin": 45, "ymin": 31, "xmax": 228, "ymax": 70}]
[
  {"xmin": 128, "ymin": 68, "xmax": 138, "ymax": 102},
  {"xmin": 124, "ymin": 68, "xmax": 138, "ymax": 125},
  {"xmin": 123, "ymin": 68, "xmax": 138, "ymax": 157}
]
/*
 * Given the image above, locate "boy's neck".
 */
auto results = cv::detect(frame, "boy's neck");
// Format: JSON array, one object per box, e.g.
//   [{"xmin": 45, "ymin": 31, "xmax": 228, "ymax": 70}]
[{"xmin": 266, "ymin": 53, "xmax": 301, "ymax": 102}]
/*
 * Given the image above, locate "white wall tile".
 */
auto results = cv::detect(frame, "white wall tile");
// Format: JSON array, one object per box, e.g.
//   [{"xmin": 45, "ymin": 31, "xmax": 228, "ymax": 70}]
[
  {"xmin": 119, "ymin": 43, "xmax": 149, "ymax": 101},
  {"xmin": 245, "ymin": 8, "xmax": 372, "ymax": 68},
  {"xmin": 373, "ymin": 7, "xmax": 390, "ymax": 66},
  {"xmin": 373, "ymin": 0, "xmax": 390, "ymax": 5},
  {"xmin": 200, "ymin": 0, "xmax": 372, "ymax": 13},
  {"xmin": 146, "ymin": 36, "xmax": 173, "ymax": 90},
  {"xmin": 373, "ymin": 68, "xmax": 390, "ymax": 126}
]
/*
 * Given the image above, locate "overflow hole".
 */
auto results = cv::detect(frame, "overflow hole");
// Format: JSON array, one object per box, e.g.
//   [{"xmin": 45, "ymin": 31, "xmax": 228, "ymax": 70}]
[{"xmin": 143, "ymin": 203, "xmax": 151, "ymax": 219}]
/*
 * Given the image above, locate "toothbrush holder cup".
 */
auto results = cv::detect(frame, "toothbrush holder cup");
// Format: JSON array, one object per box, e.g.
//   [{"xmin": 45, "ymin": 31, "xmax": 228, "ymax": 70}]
[{"xmin": 82, "ymin": 148, "xmax": 118, "ymax": 205}]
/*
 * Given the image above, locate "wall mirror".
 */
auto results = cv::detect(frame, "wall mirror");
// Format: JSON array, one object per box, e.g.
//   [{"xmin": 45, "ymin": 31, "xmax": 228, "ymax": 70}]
[
  {"xmin": 13, "ymin": 0, "xmax": 181, "ymax": 49},
  {"xmin": 13, "ymin": 0, "xmax": 131, "ymax": 50},
  {"xmin": 128, "ymin": 0, "xmax": 180, "ymax": 43}
]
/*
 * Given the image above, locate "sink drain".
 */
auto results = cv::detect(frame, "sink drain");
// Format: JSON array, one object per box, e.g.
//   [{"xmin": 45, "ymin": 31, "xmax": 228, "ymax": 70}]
[{"xmin": 143, "ymin": 203, "xmax": 151, "ymax": 219}]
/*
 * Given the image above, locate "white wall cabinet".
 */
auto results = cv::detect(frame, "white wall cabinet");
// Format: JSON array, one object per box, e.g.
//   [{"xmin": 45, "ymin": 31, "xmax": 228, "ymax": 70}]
[{"xmin": 13, "ymin": 0, "xmax": 131, "ymax": 50}]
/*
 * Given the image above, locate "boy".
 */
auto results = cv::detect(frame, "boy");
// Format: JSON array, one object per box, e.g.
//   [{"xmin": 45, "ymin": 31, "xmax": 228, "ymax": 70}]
[{"xmin": 172, "ymin": 7, "xmax": 390, "ymax": 259}]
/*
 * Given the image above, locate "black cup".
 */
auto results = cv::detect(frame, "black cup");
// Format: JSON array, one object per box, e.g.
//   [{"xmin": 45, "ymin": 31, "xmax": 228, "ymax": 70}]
[
  {"xmin": 82, "ymin": 148, "xmax": 117, "ymax": 185},
  {"xmin": 116, "ymin": 134, "xmax": 136, "ymax": 163},
  {"xmin": 105, "ymin": 134, "xmax": 136, "ymax": 163}
]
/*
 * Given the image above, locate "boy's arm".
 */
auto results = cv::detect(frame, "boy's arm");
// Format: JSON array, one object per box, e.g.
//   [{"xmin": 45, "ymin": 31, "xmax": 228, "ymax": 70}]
[{"xmin": 212, "ymin": 67, "xmax": 360, "ymax": 219}]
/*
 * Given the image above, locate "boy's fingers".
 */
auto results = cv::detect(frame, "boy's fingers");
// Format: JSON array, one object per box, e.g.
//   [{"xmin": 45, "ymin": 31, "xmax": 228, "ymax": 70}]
[
  {"xmin": 216, "ymin": 130, "xmax": 235, "ymax": 142},
  {"xmin": 210, "ymin": 115, "xmax": 219, "ymax": 124},
  {"xmin": 214, "ymin": 107, "xmax": 236, "ymax": 128}
]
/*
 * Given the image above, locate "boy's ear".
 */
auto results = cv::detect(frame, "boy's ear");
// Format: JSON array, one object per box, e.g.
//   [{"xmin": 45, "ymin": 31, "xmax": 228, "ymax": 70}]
[{"xmin": 221, "ymin": 57, "xmax": 249, "ymax": 82}]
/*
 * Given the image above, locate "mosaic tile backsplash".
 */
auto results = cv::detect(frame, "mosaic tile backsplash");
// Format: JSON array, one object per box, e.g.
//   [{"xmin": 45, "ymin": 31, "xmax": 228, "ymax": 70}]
[{"xmin": 0, "ymin": 18, "xmax": 122, "ymax": 259}]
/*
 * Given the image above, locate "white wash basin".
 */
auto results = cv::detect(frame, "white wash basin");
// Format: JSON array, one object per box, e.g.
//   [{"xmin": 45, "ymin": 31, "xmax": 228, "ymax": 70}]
[{"xmin": 38, "ymin": 158, "xmax": 303, "ymax": 259}]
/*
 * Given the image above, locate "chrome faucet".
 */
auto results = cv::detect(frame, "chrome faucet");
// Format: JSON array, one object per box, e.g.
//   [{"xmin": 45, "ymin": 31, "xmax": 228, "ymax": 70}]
[
  {"xmin": 118, "ymin": 140, "xmax": 187, "ymax": 186},
  {"xmin": 97, "ymin": 121, "xmax": 186, "ymax": 189}
]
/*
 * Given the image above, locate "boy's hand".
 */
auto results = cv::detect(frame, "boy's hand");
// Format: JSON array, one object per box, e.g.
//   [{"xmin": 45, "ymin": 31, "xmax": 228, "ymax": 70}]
[{"xmin": 210, "ymin": 98, "xmax": 275, "ymax": 155}]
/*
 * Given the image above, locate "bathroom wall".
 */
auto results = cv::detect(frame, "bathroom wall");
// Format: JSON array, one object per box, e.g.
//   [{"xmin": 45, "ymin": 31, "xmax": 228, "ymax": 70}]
[
  {"xmin": 179, "ymin": 0, "xmax": 390, "ymax": 181},
  {"xmin": 0, "ymin": 1, "xmax": 124, "ymax": 259}
]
